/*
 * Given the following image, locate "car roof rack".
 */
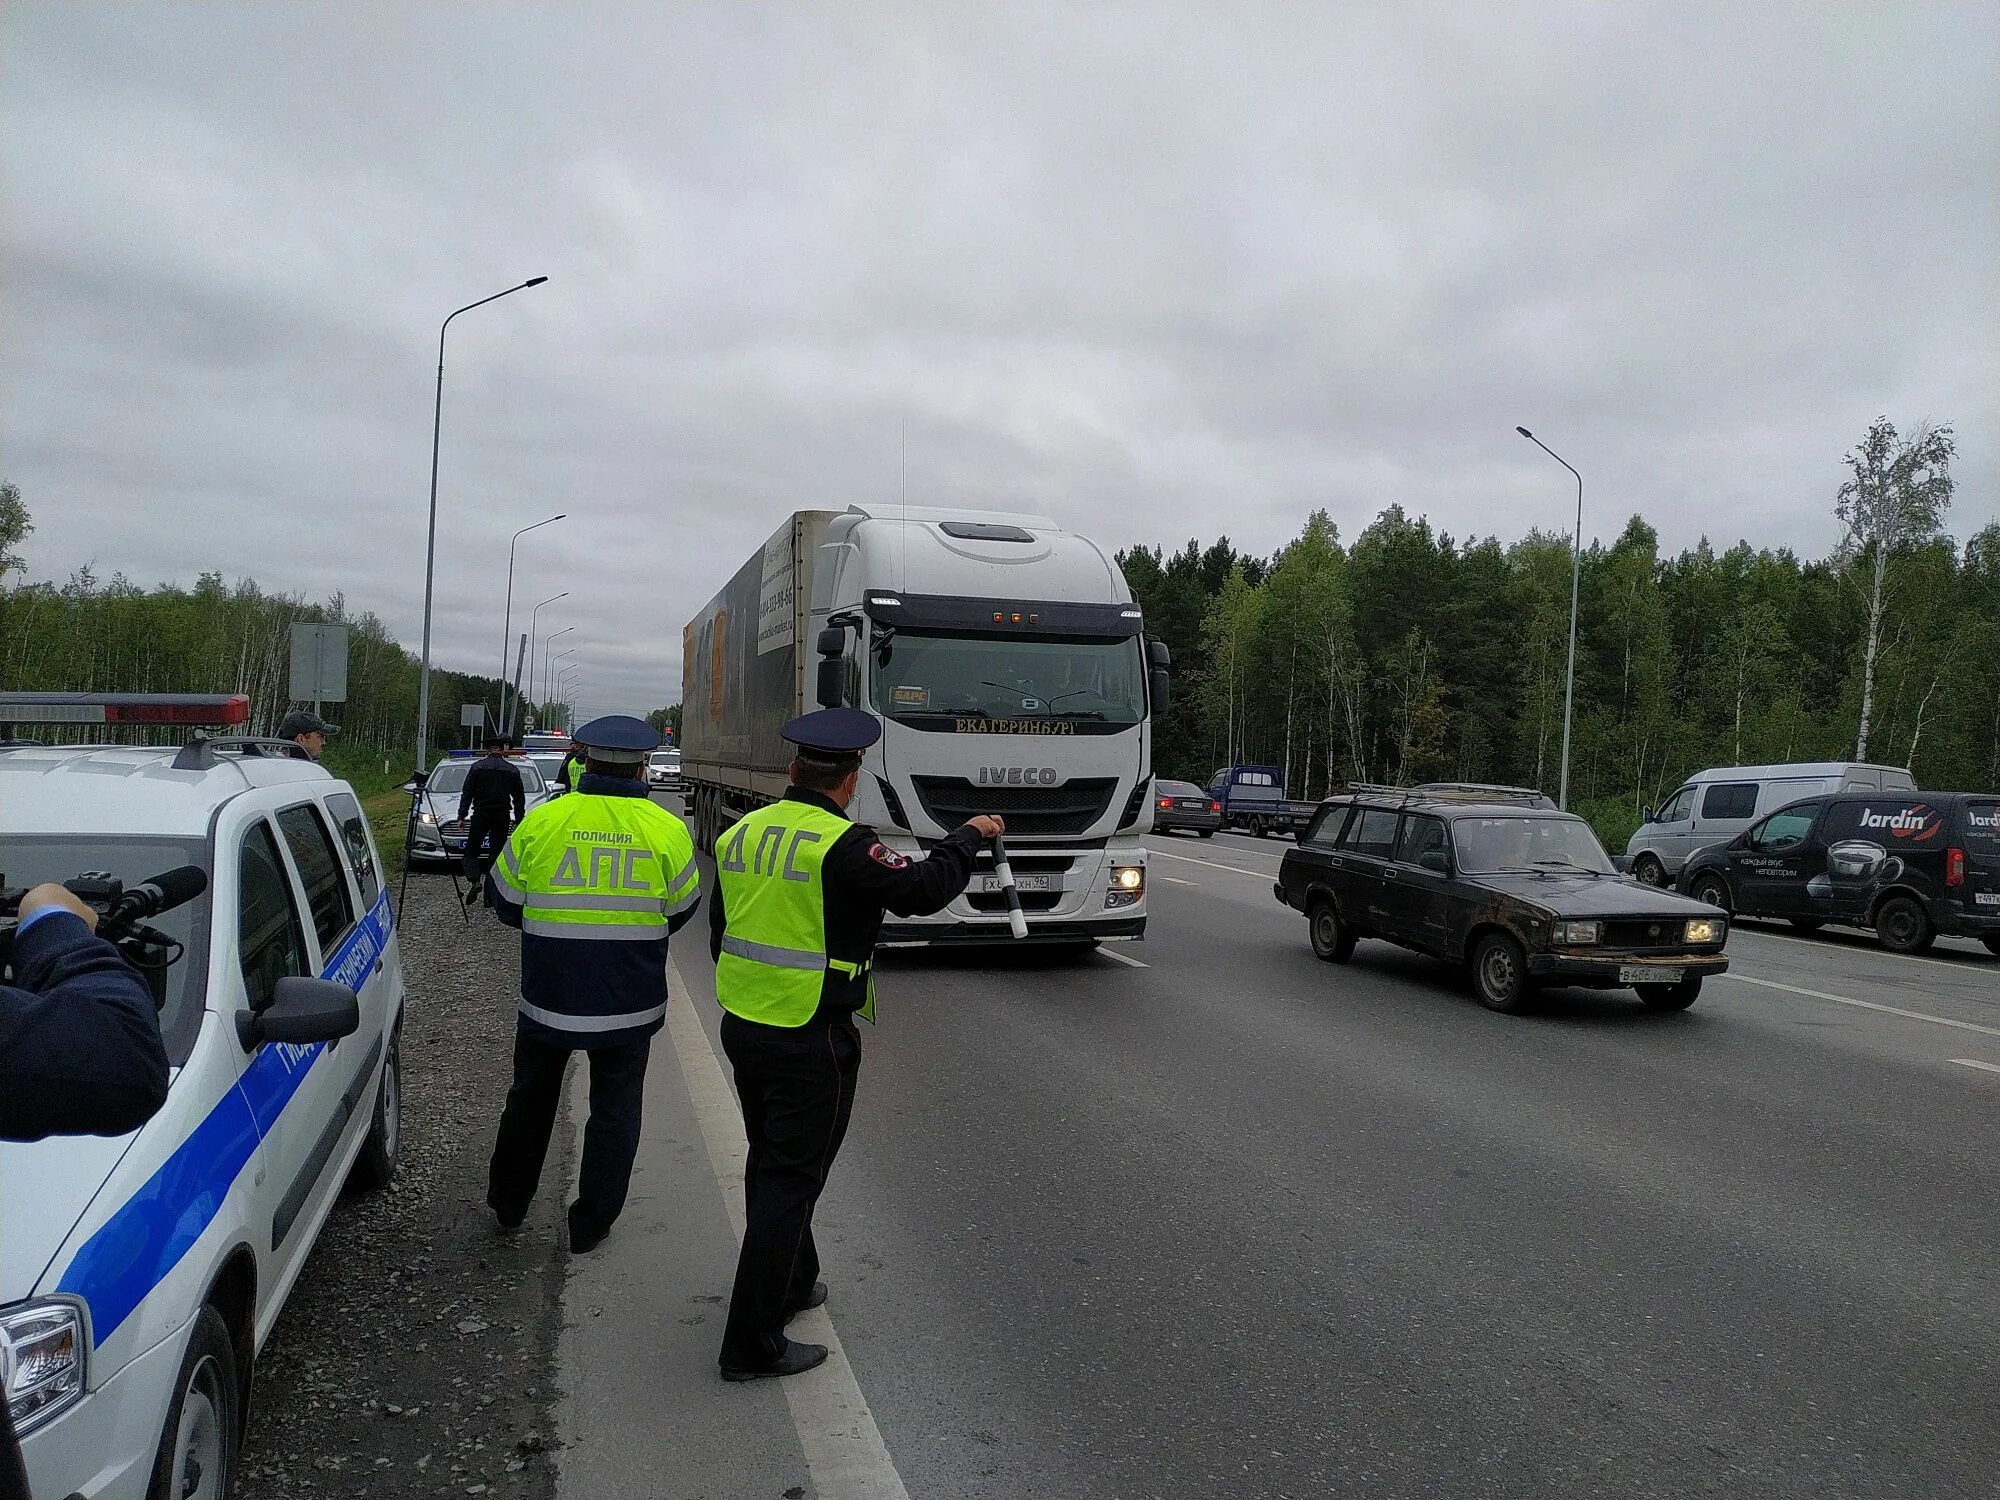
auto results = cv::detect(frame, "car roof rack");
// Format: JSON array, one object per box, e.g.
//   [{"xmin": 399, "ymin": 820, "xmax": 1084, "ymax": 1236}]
[
  {"xmin": 171, "ymin": 736, "xmax": 315, "ymax": 771},
  {"xmin": 1340, "ymin": 781, "xmax": 1558, "ymax": 808}
]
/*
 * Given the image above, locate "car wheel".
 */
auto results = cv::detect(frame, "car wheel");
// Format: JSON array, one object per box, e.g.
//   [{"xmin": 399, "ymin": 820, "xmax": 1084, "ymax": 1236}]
[
  {"xmin": 350, "ymin": 1024, "xmax": 401, "ymax": 1190},
  {"xmin": 1690, "ymin": 873, "xmax": 1732, "ymax": 913},
  {"xmin": 147, "ymin": 1305, "xmax": 238, "ymax": 1500},
  {"xmin": 1307, "ymin": 897, "xmax": 1355, "ymax": 963},
  {"xmin": 1874, "ymin": 894, "xmax": 1936, "ymax": 954},
  {"xmin": 1787, "ymin": 917, "xmax": 1825, "ymax": 933},
  {"xmin": 1631, "ymin": 854, "xmax": 1666, "ymax": 888},
  {"xmin": 1471, "ymin": 931, "xmax": 1535, "ymax": 1014},
  {"xmin": 1197, "ymin": 829, "xmax": 1214, "ymax": 839},
  {"xmin": 1635, "ymin": 974, "xmax": 1702, "ymax": 1011},
  {"xmin": 1983, "ymin": 935, "xmax": 2000, "ymax": 958}
]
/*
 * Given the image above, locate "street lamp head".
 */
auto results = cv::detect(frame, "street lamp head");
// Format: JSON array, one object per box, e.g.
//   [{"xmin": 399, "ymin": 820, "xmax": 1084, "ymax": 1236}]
[
  {"xmin": 1515, "ymin": 426, "xmax": 1533, "ymax": 440},
  {"xmin": 524, "ymin": 276, "xmax": 549, "ymax": 287},
  {"xmin": 553, "ymin": 512, "xmax": 567, "ymax": 521}
]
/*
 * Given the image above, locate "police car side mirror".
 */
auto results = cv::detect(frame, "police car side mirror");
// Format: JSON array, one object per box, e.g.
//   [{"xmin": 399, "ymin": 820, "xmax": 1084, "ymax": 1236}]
[{"xmin": 238, "ymin": 976, "xmax": 360, "ymax": 1050}]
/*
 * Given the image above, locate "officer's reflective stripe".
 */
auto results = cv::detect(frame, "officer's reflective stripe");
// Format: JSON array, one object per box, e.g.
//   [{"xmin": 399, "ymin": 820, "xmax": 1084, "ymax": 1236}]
[
  {"xmin": 664, "ymin": 886, "xmax": 700, "ymax": 917},
  {"xmin": 827, "ymin": 957, "xmax": 870, "ymax": 977},
  {"xmin": 523, "ymin": 890, "xmax": 666, "ymax": 912},
  {"xmin": 501, "ymin": 843, "xmax": 523, "ymax": 876},
  {"xmin": 665, "ymin": 864, "xmax": 700, "ymax": 903},
  {"xmin": 522, "ymin": 916, "xmax": 668, "ymax": 940},
  {"xmin": 518, "ymin": 997, "xmax": 668, "ymax": 1033},
  {"xmin": 491, "ymin": 861, "xmax": 528, "ymax": 901},
  {"xmin": 719, "ymin": 934, "xmax": 825, "ymax": 969}
]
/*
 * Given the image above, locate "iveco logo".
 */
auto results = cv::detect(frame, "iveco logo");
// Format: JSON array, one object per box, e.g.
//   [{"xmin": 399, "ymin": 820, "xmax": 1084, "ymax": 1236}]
[{"xmin": 979, "ymin": 766, "xmax": 1059, "ymax": 786}]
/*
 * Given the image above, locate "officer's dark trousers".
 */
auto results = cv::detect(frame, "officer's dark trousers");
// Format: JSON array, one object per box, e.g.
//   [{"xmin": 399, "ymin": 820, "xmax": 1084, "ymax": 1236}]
[
  {"xmin": 463, "ymin": 807, "xmax": 509, "ymax": 892},
  {"xmin": 487, "ymin": 1031, "xmax": 650, "ymax": 1241},
  {"xmin": 718, "ymin": 1010, "xmax": 860, "ymax": 1369}
]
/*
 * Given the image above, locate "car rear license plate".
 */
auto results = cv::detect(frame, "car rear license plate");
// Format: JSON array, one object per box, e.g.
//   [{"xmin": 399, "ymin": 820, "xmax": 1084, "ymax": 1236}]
[
  {"xmin": 982, "ymin": 874, "xmax": 1054, "ymax": 893},
  {"xmin": 1975, "ymin": 892, "xmax": 2000, "ymax": 906},
  {"xmin": 1618, "ymin": 964, "xmax": 1677, "ymax": 984}
]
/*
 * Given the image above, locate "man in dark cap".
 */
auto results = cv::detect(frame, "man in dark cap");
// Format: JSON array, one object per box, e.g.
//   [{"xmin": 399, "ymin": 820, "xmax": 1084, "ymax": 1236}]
[
  {"xmin": 485, "ymin": 714, "xmax": 701, "ymax": 1253},
  {"xmin": 277, "ymin": 709, "xmax": 335, "ymax": 761},
  {"xmin": 459, "ymin": 731, "xmax": 527, "ymax": 903},
  {"xmin": 708, "ymin": 707, "xmax": 1003, "ymax": 1381}
]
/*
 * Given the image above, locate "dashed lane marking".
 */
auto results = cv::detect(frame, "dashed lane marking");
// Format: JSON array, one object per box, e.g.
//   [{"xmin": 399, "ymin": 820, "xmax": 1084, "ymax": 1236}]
[
  {"xmin": 1160, "ymin": 875, "xmax": 1198, "ymax": 886},
  {"xmin": 665, "ymin": 958, "xmax": 912, "ymax": 1500},
  {"xmin": 1150, "ymin": 848, "xmax": 1271, "ymax": 879},
  {"xmin": 1948, "ymin": 1058, "xmax": 2000, "ymax": 1076},
  {"xmin": 1096, "ymin": 946, "xmax": 1149, "ymax": 969},
  {"xmin": 1719, "ymin": 973, "xmax": 2000, "ymax": 1039}
]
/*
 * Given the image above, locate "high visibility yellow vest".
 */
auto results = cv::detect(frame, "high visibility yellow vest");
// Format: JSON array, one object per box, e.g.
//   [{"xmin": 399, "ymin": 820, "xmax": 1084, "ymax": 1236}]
[
  {"xmin": 493, "ymin": 793, "xmax": 701, "ymax": 940},
  {"xmin": 714, "ymin": 800, "xmax": 874, "ymax": 1027}
]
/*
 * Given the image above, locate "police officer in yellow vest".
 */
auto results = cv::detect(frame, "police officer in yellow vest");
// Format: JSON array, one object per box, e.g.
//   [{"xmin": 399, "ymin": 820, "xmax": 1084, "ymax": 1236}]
[
  {"xmin": 484, "ymin": 714, "xmax": 700, "ymax": 1253},
  {"xmin": 710, "ymin": 708, "xmax": 1003, "ymax": 1381}
]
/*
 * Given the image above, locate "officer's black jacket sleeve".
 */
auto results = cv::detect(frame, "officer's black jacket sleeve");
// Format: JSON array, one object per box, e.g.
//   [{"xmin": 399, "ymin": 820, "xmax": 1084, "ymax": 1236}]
[
  {"xmin": 830, "ymin": 824, "xmax": 984, "ymax": 917},
  {"xmin": 0, "ymin": 912, "xmax": 171, "ymax": 1142}
]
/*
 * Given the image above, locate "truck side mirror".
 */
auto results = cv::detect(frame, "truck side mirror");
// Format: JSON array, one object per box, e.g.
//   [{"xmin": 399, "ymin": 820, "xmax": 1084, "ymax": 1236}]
[
  {"xmin": 1150, "ymin": 667, "xmax": 1170, "ymax": 714},
  {"xmin": 815, "ymin": 625, "xmax": 847, "ymax": 709},
  {"xmin": 1146, "ymin": 636, "xmax": 1171, "ymax": 713},
  {"xmin": 1641, "ymin": 806, "xmax": 1655, "ymax": 824}
]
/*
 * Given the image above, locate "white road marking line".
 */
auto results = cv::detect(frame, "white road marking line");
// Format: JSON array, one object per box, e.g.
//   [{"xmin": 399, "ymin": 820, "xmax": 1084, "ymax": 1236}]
[
  {"xmin": 1720, "ymin": 973, "xmax": 2000, "ymax": 1039},
  {"xmin": 1160, "ymin": 875, "xmax": 1198, "ymax": 886},
  {"xmin": 1097, "ymin": 946, "xmax": 1149, "ymax": 968},
  {"xmin": 1150, "ymin": 847, "xmax": 1271, "ymax": 878},
  {"xmin": 1734, "ymin": 925, "xmax": 2000, "ymax": 977},
  {"xmin": 665, "ymin": 958, "xmax": 912, "ymax": 1500},
  {"xmin": 1948, "ymin": 1058, "xmax": 2000, "ymax": 1076}
]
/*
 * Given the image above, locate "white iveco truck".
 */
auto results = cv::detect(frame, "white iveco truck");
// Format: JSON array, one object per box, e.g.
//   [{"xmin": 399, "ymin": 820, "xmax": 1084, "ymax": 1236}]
[{"xmin": 681, "ymin": 506, "xmax": 1169, "ymax": 945}]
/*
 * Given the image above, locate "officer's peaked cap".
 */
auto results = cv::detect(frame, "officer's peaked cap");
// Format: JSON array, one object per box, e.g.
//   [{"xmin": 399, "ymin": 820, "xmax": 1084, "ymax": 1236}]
[
  {"xmin": 572, "ymin": 714, "xmax": 660, "ymax": 765},
  {"xmin": 781, "ymin": 707, "xmax": 880, "ymax": 762}
]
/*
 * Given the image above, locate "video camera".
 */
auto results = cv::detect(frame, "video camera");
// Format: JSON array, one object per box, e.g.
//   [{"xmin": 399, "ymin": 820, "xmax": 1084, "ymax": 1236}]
[{"xmin": 0, "ymin": 865, "xmax": 207, "ymax": 1007}]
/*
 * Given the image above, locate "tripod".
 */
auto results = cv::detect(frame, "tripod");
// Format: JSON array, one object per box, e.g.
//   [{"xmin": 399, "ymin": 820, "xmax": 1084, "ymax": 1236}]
[{"xmin": 396, "ymin": 775, "xmax": 473, "ymax": 929}]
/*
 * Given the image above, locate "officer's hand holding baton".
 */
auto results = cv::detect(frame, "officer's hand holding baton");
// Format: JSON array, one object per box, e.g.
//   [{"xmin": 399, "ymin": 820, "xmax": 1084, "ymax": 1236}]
[{"xmin": 964, "ymin": 815, "xmax": 1026, "ymax": 939}]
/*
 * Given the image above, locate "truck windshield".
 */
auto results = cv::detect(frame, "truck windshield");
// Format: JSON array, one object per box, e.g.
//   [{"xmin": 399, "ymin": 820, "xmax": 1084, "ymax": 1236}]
[
  {"xmin": 1453, "ymin": 816, "xmax": 1615, "ymax": 875},
  {"xmin": 872, "ymin": 632, "xmax": 1146, "ymax": 728}
]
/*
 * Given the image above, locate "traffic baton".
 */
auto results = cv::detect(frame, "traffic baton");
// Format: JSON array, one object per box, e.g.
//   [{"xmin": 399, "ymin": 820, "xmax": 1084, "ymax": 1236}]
[{"xmin": 990, "ymin": 834, "xmax": 1029, "ymax": 940}]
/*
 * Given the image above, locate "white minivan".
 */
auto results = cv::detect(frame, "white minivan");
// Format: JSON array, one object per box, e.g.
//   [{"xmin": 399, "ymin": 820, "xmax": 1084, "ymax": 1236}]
[
  {"xmin": 1, "ymin": 732, "xmax": 404, "ymax": 1498},
  {"xmin": 1625, "ymin": 761, "xmax": 1916, "ymax": 886}
]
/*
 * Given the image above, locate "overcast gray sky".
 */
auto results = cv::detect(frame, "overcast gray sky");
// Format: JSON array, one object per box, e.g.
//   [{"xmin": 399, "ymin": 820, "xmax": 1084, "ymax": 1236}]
[{"xmin": 4, "ymin": 2, "xmax": 1996, "ymax": 719}]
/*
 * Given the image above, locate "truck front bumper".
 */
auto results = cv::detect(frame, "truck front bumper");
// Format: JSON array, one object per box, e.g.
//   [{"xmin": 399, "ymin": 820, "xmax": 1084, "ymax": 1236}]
[{"xmin": 879, "ymin": 914, "xmax": 1147, "ymax": 946}]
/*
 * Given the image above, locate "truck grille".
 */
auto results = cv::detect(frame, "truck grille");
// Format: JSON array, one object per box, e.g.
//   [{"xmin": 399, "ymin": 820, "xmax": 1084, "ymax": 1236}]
[
  {"xmin": 965, "ymin": 891, "xmax": 1064, "ymax": 914},
  {"xmin": 911, "ymin": 776, "xmax": 1117, "ymax": 835}
]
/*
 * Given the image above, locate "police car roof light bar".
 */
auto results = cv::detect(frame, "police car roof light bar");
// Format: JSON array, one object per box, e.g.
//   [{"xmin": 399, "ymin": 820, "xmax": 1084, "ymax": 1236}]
[{"xmin": 0, "ymin": 691, "xmax": 252, "ymax": 727}]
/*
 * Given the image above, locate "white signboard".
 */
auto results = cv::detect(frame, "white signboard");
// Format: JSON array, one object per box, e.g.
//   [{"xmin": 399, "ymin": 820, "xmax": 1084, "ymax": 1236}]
[
  {"xmin": 756, "ymin": 527, "xmax": 795, "ymax": 657},
  {"xmin": 288, "ymin": 623, "xmax": 349, "ymax": 703},
  {"xmin": 460, "ymin": 704, "xmax": 488, "ymax": 729}
]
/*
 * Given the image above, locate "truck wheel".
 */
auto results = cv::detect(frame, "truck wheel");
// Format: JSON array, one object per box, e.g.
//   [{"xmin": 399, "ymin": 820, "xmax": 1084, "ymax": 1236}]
[
  {"xmin": 350, "ymin": 1024, "xmax": 401, "ymax": 1190},
  {"xmin": 1471, "ymin": 932, "xmax": 1536, "ymax": 1014},
  {"xmin": 1690, "ymin": 873, "xmax": 1732, "ymax": 913},
  {"xmin": 1308, "ymin": 897, "xmax": 1355, "ymax": 964},
  {"xmin": 1635, "ymin": 975, "xmax": 1702, "ymax": 1011},
  {"xmin": 147, "ymin": 1305, "xmax": 239, "ymax": 1500},
  {"xmin": 1631, "ymin": 854, "xmax": 1666, "ymax": 888},
  {"xmin": 1874, "ymin": 895, "xmax": 1935, "ymax": 954}
]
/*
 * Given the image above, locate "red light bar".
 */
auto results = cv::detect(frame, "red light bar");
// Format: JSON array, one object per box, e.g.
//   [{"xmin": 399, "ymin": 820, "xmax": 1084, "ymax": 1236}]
[{"xmin": 0, "ymin": 692, "xmax": 252, "ymax": 727}]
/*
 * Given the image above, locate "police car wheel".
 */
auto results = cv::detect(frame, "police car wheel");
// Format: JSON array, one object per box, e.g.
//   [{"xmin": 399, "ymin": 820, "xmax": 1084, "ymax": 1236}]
[
  {"xmin": 1874, "ymin": 895, "xmax": 1935, "ymax": 954},
  {"xmin": 351, "ymin": 1025, "xmax": 402, "ymax": 1189},
  {"xmin": 147, "ymin": 1306, "xmax": 238, "ymax": 1500}
]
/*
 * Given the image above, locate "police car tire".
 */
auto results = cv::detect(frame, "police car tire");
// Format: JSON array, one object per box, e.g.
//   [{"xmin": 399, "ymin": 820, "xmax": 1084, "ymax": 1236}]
[
  {"xmin": 146, "ymin": 1305, "xmax": 239, "ymax": 1500},
  {"xmin": 351, "ymin": 1025, "xmax": 401, "ymax": 1190}
]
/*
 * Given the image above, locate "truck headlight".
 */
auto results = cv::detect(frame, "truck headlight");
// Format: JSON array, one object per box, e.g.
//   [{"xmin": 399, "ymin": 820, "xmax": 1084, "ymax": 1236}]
[
  {"xmin": 3, "ymin": 1299, "xmax": 87, "ymax": 1436},
  {"xmin": 1684, "ymin": 917, "xmax": 1724, "ymax": 944},
  {"xmin": 1107, "ymin": 865, "xmax": 1145, "ymax": 909},
  {"xmin": 1553, "ymin": 920, "xmax": 1601, "ymax": 946}
]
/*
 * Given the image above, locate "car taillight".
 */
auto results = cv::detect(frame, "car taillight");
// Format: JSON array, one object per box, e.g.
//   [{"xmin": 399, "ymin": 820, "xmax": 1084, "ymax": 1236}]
[
  {"xmin": 1946, "ymin": 846, "xmax": 1965, "ymax": 887},
  {"xmin": 1158, "ymin": 798, "xmax": 1172, "ymax": 809},
  {"xmin": 1210, "ymin": 801, "xmax": 1221, "ymax": 813}
]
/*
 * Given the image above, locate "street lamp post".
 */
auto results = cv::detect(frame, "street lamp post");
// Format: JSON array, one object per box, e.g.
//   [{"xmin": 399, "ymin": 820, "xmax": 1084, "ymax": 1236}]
[
  {"xmin": 524, "ymin": 597, "xmax": 568, "ymax": 729},
  {"xmin": 538, "ymin": 625, "xmax": 575, "ymax": 718},
  {"xmin": 498, "ymin": 513, "xmax": 565, "ymax": 736},
  {"xmin": 1515, "ymin": 426, "xmax": 1584, "ymax": 811},
  {"xmin": 415, "ymin": 275, "xmax": 548, "ymax": 770}
]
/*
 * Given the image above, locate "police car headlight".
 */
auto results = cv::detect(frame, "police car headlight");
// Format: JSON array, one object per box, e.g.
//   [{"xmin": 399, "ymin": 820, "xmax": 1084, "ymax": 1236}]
[
  {"xmin": 3, "ymin": 1299, "xmax": 88, "ymax": 1436},
  {"xmin": 416, "ymin": 810, "xmax": 436, "ymax": 826},
  {"xmin": 1684, "ymin": 917, "xmax": 1724, "ymax": 944},
  {"xmin": 1553, "ymin": 920, "xmax": 1601, "ymax": 946}
]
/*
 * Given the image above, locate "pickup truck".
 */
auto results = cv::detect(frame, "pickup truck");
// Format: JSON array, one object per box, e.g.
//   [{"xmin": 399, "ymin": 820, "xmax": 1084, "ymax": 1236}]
[{"xmin": 1205, "ymin": 765, "xmax": 1317, "ymax": 837}]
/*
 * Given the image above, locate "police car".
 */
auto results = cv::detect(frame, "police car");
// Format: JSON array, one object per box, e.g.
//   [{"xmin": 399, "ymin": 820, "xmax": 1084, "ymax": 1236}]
[
  {"xmin": 0, "ymin": 699, "xmax": 403, "ymax": 1498},
  {"xmin": 405, "ymin": 748, "xmax": 555, "ymax": 866}
]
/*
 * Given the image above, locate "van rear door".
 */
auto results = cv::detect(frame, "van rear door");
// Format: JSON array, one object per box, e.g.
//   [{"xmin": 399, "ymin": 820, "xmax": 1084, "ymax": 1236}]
[{"xmin": 1960, "ymin": 799, "xmax": 2000, "ymax": 914}]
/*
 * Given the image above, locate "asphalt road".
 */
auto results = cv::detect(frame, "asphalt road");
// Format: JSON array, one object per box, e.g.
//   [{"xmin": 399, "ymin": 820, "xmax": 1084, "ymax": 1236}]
[{"xmin": 557, "ymin": 803, "xmax": 2000, "ymax": 1499}]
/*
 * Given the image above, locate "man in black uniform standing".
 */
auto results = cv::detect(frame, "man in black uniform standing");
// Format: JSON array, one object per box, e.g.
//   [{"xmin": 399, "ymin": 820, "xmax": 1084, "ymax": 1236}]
[
  {"xmin": 708, "ymin": 708, "xmax": 1003, "ymax": 1380},
  {"xmin": 459, "ymin": 732, "xmax": 526, "ymax": 903}
]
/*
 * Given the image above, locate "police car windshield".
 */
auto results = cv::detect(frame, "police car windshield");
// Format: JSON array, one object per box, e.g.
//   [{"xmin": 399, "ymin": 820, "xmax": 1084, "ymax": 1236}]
[
  {"xmin": 1453, "ymin": 816, "xmax": 1615, "ymax": 875},
  {"xmin": 871, "ymin": 632, "xmax": 1145, "ymax": 727},
  {"xmin": 1, "ymin": 835, "xmax": 208, "ymax": 1067},
  {"xmin": 426, "ymin": 761, "xmax": 545, "ymax": 796}
]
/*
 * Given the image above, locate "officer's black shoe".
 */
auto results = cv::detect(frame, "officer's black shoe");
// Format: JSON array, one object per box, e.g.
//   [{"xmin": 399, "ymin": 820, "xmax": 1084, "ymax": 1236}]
[
  {"xmin": 491, "ymin": 1206, "xmax": 525, "ymax": 1232},
  {"xmin": 568, "ymin": 1220, "xmax": 609, "ymax": 1255},
  {"xmin": 784, "ymin": 1282, "xmax": 829, "ymax": 1322},
  {"xmin": 720, "ymin": 1339, "xmax": 829, "ymax": 1383}
]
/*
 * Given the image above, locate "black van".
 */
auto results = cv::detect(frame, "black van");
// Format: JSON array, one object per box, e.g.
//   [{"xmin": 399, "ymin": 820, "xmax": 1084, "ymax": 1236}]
[{"xmin": 1678, "ymin": 791, "xmax": 2000, "ymax": 956}]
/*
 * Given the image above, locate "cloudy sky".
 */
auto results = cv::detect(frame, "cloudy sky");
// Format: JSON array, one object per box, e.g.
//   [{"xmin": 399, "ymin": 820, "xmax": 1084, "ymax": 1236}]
[{"xmin": 4, "ymin": 3, "xmax": 1995, "ymax": 719}]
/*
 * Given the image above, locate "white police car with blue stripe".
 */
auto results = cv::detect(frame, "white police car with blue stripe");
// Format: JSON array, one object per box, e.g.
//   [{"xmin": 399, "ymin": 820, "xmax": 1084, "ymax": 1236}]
[{"xmin": 1, "ymin": 730, "xmax": 405, "ymax": 1498}]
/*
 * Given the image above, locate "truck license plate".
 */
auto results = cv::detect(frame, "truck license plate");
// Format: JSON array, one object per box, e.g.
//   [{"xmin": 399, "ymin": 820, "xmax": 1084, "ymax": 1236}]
[
  {"xmin": 983, "ymin": 874, "xmax": 1053, "ymax": 893},
  {"xmin": 1618, "ymin": 964, "xmax": 1678, "ymax": 984}
]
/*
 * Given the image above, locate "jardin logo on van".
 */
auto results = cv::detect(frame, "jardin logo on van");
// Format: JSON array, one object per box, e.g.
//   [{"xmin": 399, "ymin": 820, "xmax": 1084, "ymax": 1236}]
[{"xmin": 1858, "ymin": 803, "xmax": 1942, "ymax": 842}]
